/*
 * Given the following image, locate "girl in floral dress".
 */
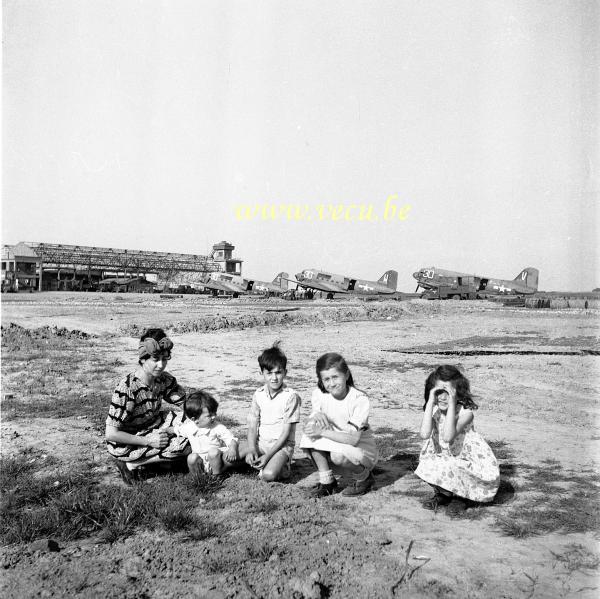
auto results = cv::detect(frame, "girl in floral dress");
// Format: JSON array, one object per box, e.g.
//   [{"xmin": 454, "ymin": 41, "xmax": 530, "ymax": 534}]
[{"xmin": 415, "ymin": 365, "xmax": 500, "ymax": 513}]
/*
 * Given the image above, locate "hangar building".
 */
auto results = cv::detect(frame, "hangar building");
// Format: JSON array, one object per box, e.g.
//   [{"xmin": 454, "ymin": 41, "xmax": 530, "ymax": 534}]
[{"xmin": 1, "ymin": 240, "xmax": 242, "ymax": 292}]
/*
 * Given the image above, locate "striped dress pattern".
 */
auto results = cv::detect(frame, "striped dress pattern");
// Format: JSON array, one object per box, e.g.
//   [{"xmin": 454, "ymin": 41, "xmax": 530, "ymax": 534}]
[{"xmin": 106, "ymin": 371, "xmax": 189, "ymax": 463}]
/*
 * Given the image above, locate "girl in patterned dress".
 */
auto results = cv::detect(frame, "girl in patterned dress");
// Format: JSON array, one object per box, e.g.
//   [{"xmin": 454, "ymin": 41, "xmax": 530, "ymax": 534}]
[
  {"xmin": 415, "ymin": 365, "xmax": 500, "ymax": 512},
  {"xmin": 105, "ymin": 328, "xmax": 190, "ymax": 484}
]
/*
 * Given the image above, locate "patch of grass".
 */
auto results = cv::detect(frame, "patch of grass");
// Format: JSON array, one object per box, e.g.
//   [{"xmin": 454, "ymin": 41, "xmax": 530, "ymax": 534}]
[
  {"xmin": 227, "ymin": 378, "xmax": 258, "ymax": 387},
  {"xmin": 0, "ymin": 449, "xmax": 50, "ymax": 482},
  {"xmin": 352, "ymin": 359, "xmax": 436, "ymax": 374},
  {"xmin": 374, "ymin": 427, "xmax": 422, "ymax": 461},
  {"xmin": 244, "ymin": 497, "xmax": 280, "ymax": 514},
  {"xmin": 246, "ymin": 541, "xmax": 278, "ymax": 562},
  {"xmin": 222, "ymin": 378, "xmax": 260, "ymax": 402},
  {"xmin": 1, "ymin": 331, "xmax": 121, "ymax": 427},
  {"xmin": 490, "ymin": 457, "xmax": 600, "ymax": 537},
  {"xmin": 223, "ymin": 387, "xmax": 254, "ymax": 401},
  {"xmin": 487, "ymin": 439, "xmax": 515, "ymax": 462},
  {"xmin": 156, "ymin": 501, "xmax": 200, "ymax": 532},
  {"xmin": 435, "ymin": 439, "xmax": 599, "ymax": 533},
  {"xmin": 415, "ymin": 579, "xmax": 456, "ymax": 597},
  {"xmin": 397, "ymin": 483, "xmax": 430, "ymax": 499},
  {"xmin": 495, "ymin": 508, "xmax": 547, "ymax": 538},
  {"xmin": 550, "ymin": 544, "xmax": 600, "ymax": 573},
  {"xmin": 0, "ymin": 454, "xmax": 223, "ymax": 545}
]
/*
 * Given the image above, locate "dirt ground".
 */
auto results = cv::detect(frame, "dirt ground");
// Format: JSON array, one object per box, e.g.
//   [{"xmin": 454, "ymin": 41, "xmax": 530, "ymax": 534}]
[{"xmin": 1, "ymin": 293, "xmax": 599, "ymax": 598}]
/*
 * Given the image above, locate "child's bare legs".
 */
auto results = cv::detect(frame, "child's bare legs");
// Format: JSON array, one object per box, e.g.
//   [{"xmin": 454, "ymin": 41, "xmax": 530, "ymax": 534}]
[
  {"xmin": 207, "ymin": 447, "xmax": 236, "ymax": 475},
  {"xmin": 310, "ymin": 449, "xmax": 332, "ymax": 473},
  {"xmin": 260, "ymin": 449, "xmax": 290, "ymax": 482},
  {"xmin": 307, "ymin": 449, "xmax": 338, "ymax": 497},
  {"xmin": 237, "ymin": 441, "xmax": 254, "ymax": 461},
  {"xmin": 187, "ymin": 452, "xmax": 205, "ymax": 477},
  {"xmin": 330, "ymin": 452, "xmax": 363, "ymax": 474},
  {"xmin": 238, "ymin": 442, "xmax": 291, "ymax": 481},
  {"xmin": 188, "ymin": 450, "xmax": 235, "ymax": 477}
]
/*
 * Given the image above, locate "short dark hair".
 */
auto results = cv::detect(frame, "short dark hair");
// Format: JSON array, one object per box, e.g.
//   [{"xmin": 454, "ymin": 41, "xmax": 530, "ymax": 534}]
[
  {"xmin": 184, "ymin": 390, "xmax": 219, "ymax": 419},
  {"xmin": 258, "ymin": 343, "xmax": 287, "ymax": 372}
]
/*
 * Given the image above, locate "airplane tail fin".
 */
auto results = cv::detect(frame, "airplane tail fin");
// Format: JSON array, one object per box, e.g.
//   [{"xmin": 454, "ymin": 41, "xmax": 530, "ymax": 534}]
[
  {"xmin": 513, "ymin": 267, "xmax": 539, "ymax": 291},
  {"xmin": 378, "ymin": 270, "xmax": 398, "ymax": 291},
  {"xmin": 273, "ymin": 272, "xmax": 289, "ymax": 290}
]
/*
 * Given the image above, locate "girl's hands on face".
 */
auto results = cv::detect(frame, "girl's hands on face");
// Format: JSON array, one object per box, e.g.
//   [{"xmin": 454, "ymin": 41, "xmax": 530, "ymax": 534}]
[
  {"xmin": 428, "ymin": 387, "xmax": 439, "ymax": 405},
  {"xmin": 443, "ymin": 381, "xmax": 457, "ymax": 404}
]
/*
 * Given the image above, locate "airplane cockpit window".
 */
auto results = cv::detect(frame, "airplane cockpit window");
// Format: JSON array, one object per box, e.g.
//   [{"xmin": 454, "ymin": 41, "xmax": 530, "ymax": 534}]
[{"xmin": 317, "ymin": 273, "xmax": 331, "ymax": 281}]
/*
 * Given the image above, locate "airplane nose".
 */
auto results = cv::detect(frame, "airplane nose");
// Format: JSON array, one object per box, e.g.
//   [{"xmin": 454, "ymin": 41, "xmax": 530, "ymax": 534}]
[
  {"xmin": 295, "ymin": 272, "xmax": 303, "ymax": 279},
  {"xmin": 412, "ymin": 272, "xmax": 420, "ymax": 280}
]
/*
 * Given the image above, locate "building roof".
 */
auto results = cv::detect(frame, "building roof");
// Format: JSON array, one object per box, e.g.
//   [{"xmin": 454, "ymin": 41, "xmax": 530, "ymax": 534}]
[{"xmin": 2, "ymin": 243, "xmax": 41, "ymax": 260}]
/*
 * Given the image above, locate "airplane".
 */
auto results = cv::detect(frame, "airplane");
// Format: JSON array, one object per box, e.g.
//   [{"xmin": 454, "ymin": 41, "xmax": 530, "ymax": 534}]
[
  {"xmin": 412, "ymin": 266, "xmax": 539, "ymax": 299},
  {"xmin": 290, "ymin": 269, "xmax": 398, "ymax": 299},
  {"xmin": 200, "ymin": 272, "xmax": 288, "ymax": 297}
]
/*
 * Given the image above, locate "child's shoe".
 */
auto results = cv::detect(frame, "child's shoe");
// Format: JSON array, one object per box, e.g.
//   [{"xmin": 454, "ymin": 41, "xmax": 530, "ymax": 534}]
[
  {"xmin": 422, "ymin": 492, "xmax": 452, "ymax": 511},
  {"xmin": 308, "ymin": 480, "xmax": 339, "ymax": 498},
  {"xmin": 445, "ymin": 497, "xmax": 468, "ymax": 515},
  {"xmin": 341, "ymin": 472, "xmax": 375, "ymax": 497},
  {"xmin": 112, "ymin": 459, "xmax": 140, "ymax": 486}
]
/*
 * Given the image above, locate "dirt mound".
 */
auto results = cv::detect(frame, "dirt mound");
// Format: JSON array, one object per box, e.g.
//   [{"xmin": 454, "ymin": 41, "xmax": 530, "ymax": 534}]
[
  {"xmin": 119, "ymin": 303, "xmax": 420, "ymax": 337},
  {"xmin": 1, "ymin": 323, "xmax": 92, "ymax": 351}
]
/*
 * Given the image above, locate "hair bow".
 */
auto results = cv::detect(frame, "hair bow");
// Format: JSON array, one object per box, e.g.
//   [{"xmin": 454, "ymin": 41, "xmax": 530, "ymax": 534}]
[{"xmin": 138, "ymin": 336, "xmax": 174, "ymax": 359}]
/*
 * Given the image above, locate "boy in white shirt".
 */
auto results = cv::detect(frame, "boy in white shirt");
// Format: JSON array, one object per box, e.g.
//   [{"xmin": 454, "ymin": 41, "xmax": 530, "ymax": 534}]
[
  {"xmin": 173, "ymin": 390, "xmax": 239, "ymax": 476},
  {"xmin": 239, "ymin": 344, "xmax": 301, "ymax": 482}
]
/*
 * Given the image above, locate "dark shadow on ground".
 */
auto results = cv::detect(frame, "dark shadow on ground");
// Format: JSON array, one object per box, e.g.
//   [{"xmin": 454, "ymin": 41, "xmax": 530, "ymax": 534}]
[{"xmin": 287, "ymin": 427, "xmax": 424, "ymax": 493}]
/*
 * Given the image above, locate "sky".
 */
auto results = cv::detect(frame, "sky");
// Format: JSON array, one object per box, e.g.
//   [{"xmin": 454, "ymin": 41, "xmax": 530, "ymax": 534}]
[{"xmin": 3, "ymin": 1, "xmax": 598, "ymax": 291}]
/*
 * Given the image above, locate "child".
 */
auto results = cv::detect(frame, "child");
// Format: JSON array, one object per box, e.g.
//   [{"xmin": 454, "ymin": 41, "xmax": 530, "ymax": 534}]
[
  {"xmin": 239, "ymin": 344, "xmax": 301, "ymax": 481},
  {"xmin": 300, "ymin": 352, "xmax": 378, "ymax": 497},
  {"xmin": 415, "ymin": 365, "xmax": 500, "ymax": 512},
  {"xmin": 173, "ymin": 390, "xmax": 240, "ymax": 476}
]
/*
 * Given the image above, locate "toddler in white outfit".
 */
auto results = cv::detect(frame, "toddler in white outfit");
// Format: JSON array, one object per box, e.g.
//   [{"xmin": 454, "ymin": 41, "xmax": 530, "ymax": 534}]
[{"xmin": 173, "ymin": 390, "xmax": 239, "ymax": 476}]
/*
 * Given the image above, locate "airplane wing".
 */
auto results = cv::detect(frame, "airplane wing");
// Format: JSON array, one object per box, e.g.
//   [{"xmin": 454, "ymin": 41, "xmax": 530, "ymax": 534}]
[
  {"xmin": 288, "ymin": 278, "xmax": 348, "ymax": 294},
  {"xmin": 199, "ymin": 280, "xmax": 241, "ymax": 293}
]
